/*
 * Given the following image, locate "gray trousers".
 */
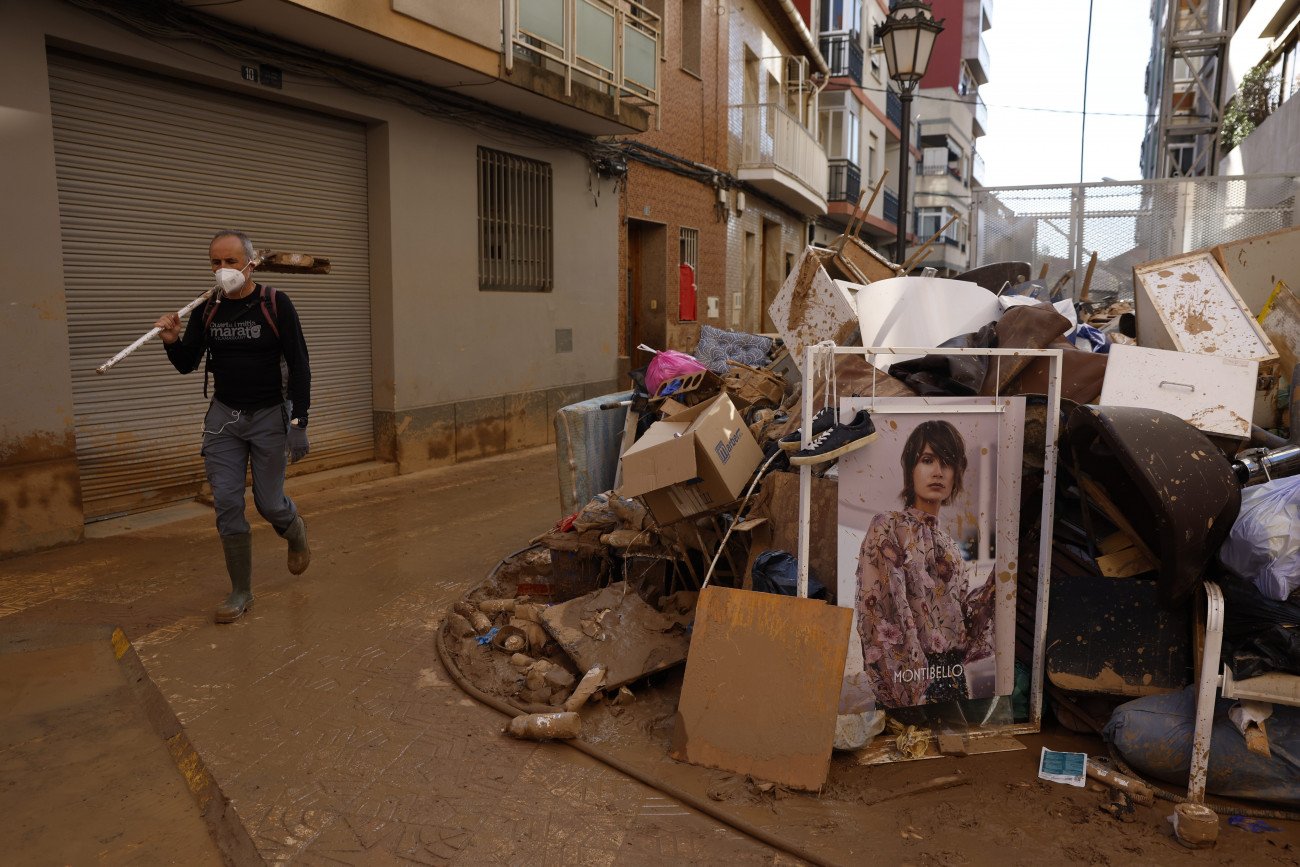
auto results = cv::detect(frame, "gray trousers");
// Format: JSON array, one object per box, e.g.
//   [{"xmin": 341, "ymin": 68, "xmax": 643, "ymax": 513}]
[{"xmin": 202, "ymin": 398, "xmax": 298, "ymax": 537}]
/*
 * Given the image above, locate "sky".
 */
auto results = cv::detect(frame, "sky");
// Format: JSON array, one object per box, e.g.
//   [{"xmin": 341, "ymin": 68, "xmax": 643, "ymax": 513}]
[{"xmin": 971, "ymin": 0, "xmax": 1155, "ymax": 187}]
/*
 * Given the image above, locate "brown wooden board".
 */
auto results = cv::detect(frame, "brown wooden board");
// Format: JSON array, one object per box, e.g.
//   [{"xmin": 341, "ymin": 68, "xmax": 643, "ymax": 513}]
[
  {"xmin": 537, "ymin": 582, "xmax": 693, "ymax": 690},
  {"xmin": 836, "ymin": 236, "xmax": 900, "ymax": 283},
  {"xmin": 669, "ymin": 585, "xmax": 852, "ymax": 791}
]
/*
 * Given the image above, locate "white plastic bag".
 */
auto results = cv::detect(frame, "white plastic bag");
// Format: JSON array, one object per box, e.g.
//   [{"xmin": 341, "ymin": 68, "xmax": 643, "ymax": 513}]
[{"xmin": 1219, "ymin": 475, "xmax": 1300, "ymax": 601}]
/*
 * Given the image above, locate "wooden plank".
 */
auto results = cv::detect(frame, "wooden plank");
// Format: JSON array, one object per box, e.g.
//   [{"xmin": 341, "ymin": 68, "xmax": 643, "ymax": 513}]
[
  {"xmin": 836, "ymin": 236, "xmax": 900, "ymax": 283},
  {"xmin": 670, "ymin": 585, "xmax": 851, "ymax": 791},
  {"xmin": 1095, "ymin": 546, "xmax": 1157, "ymax": 578}
]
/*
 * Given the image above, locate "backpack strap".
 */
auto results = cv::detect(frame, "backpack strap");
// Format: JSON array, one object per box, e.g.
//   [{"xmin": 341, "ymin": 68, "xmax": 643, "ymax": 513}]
[
  {"xmin": 259, "ymin": 285, "xmax": 280, "ymax": 341},
  {"xmin": 202, "ymin": 294, "xmax": 222, "ymax": 332}
]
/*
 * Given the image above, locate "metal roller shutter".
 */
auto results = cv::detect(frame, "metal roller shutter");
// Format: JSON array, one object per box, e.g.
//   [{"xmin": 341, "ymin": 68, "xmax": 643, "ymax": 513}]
[{"xmin": 49, "ymin": 51, "xmax": 373, "ymax": 521}]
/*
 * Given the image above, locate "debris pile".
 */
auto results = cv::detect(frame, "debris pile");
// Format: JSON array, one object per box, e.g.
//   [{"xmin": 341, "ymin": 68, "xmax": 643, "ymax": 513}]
[{"xmin": 439, "ymin": 223, "xmax": 1300, "ymax": 839}]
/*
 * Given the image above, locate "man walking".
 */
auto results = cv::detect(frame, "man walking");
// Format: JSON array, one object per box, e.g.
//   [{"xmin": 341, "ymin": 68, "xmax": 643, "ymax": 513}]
[{"xmin": 155, "ymin": 230, "xmax": 312, "ymax": 623}]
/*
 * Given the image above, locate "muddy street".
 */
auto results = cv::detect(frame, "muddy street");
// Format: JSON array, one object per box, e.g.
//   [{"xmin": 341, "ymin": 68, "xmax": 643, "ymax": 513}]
[{"xmin": 2, "ymin": 445, "xmax": 1297, "ymax": 865}]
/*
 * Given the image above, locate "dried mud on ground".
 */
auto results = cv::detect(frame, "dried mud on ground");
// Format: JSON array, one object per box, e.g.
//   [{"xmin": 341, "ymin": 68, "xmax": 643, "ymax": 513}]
[{"xmin": 444, "ymin": 551, "xmax": 1300, "ymax": 867}]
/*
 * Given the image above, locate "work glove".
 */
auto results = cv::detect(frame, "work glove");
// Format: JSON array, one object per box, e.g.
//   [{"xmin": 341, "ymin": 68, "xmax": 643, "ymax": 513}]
[{"xmin": 287, "ymin": 424, "xmax": 310, "ymax": 464}]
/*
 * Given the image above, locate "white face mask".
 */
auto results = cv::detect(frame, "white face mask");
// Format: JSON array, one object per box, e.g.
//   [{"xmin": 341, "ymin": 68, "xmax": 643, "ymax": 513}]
[{"xmin": 215, "ymin": 265, "xmax": 249, "ymax": 295}]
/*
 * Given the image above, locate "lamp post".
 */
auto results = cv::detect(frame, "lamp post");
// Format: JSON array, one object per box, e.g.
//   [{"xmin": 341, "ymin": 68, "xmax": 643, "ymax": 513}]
[{"xmin": 876, "ymin": 0, "xmax": 944, "ymax": 264}]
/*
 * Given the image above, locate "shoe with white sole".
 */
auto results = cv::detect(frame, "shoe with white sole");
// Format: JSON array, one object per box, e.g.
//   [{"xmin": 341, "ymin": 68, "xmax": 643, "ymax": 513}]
[
  {"xmin": 777, "ymin": 406, "xmax": 837, "ymax": 452},
  {"xmin": 788, "ymin": 409, "xmax": 879, "ymax": 466}
]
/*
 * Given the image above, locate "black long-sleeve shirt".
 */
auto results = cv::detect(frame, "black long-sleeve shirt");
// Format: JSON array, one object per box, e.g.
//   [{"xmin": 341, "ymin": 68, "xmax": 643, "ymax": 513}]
[{"xmin": 165, "ymin": 284, "xmax": 311, "ymax": 421}]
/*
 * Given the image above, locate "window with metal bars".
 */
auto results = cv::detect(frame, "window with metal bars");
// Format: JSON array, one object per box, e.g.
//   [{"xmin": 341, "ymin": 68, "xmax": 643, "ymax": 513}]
[
  {"xmin": 478, "ymin": 147, "xmax": 553, "ymax": 292},
  {"xmin": 679, "ymin": 227, "xmax": 699, "ymax": 321}
]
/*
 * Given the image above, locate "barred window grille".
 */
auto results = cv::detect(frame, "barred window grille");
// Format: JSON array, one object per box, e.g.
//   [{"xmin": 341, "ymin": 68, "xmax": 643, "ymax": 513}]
[
  {"xmin": 478, "ymin": 147, "xmax": 553, "ymax": 292},
  {"xmin": 680, "ymin": 226, "xmax": 699, "ymax": 272}
]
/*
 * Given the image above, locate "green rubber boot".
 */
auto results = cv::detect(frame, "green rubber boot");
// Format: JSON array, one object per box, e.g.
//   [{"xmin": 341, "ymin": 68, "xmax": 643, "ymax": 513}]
[
  {"xmin": 281, "ymin": 515, "xmax": 311, "ymax": 575},
  {"xmin": 215, "ymin": 532, "xmax": 254, "ymax": 624}
]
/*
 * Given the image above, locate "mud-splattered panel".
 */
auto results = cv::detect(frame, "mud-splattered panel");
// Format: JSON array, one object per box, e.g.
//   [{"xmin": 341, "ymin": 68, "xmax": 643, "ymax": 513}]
[
  {"xmin": 1099, "ymin": 344, "xmax": 1257, "ymax": 439},
  {"xmin": 768, "ymin": 247, "xmax": 858, "ymax": 372},
  {"xmin": 670, "ymin": 585, "xmax": 851, "ymax": 791},
  {"xmin": 1133, "ymin": 252, "xmax": 1277, "ymax": 361}
]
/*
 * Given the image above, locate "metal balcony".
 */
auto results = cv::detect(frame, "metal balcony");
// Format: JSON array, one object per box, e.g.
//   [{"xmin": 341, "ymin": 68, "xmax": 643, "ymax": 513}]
[
  {"xmin": 734, "ymin": 103, "xmax": 829, "ymax": 214},
  {"xmin": 828, "ymin": 159, "xmax": 861, "ymax": 204},
  {"xmin": 886, "ymin": 89, "xmax": 902, "ymax": 129},
  {"xmin": 883, "ymin": 188, "xmax": 899, "ymax": 226},
  {"xmin": 820, "ymin": 32, "xmax": 864, "ymax": 84},
  {"xmin": 512, "ymin": 0, "xmax": 660, "ymax": 110}
]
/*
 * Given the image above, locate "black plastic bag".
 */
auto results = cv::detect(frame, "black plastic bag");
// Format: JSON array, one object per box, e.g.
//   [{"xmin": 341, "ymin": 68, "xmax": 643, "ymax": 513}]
[
  {"xmin": 751, "ymin": 549, "xmax": 827, "ymax": 600},
  {"xmin": 1220, "ymin": 577, "xmax": 1300, "ymax": 679}
]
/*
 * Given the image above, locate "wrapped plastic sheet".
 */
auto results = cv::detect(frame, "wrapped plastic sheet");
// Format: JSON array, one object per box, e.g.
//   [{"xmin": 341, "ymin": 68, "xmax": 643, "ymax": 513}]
[
  {"xmin": 1103, "ymin": 686, "xmax": 1300, "ymax": 806},
  {"xmin": 554, "ymin": 392, "xmax": 632, "ymax": 516}
]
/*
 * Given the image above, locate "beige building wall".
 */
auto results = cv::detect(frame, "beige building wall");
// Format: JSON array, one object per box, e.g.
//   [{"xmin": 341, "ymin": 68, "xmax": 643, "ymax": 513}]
[
  {"xmin": 725, "ymin": 0, "xmax": 817, "ymax": 334},
  {"xmin": 0, "ymin": 0, "xmax": 620, "ymax": 554}
]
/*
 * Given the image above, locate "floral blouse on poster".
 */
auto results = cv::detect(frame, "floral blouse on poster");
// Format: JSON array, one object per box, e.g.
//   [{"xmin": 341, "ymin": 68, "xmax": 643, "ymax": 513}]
[{"xmin": 855, "ymin": 507, "xmax": 997, "ymax": 707}]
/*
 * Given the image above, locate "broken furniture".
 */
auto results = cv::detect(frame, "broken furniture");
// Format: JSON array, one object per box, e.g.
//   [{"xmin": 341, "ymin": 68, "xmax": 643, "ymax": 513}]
[
  {"xmin": 1190, "ymin": 579, "xmax": 1300, "ymax": 803},
  {"xmin": 1064, "ymin": 404, "xmax": 1241, "ymax": 609},
  {"xmin": 1099, "ymin": 345, "xmax": 1258, "ymax": 441},
  {"xmin": 1133, "ymin": 250, "xmax": 1279, "ymax": 429}
]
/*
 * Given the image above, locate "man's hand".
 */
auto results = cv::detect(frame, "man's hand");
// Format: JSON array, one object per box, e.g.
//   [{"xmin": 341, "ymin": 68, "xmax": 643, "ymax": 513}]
[
  {"xmin": 287, "ymin": 425, "xmax": 310, "ymax": 463},
  {"xmin": 154, "ymin": 313, "xmax": 182, "ymax": 344}
]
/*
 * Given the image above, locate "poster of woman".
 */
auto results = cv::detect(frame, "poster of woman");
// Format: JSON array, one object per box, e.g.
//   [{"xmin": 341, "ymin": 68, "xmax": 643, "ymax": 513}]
[{"xmin": 836, "ymin": 397, "xmax": 1025, "ymax": 712}]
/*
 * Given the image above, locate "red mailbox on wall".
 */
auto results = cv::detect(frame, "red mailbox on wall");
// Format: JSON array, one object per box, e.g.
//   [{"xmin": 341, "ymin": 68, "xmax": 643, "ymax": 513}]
[{"xmin": 679, "ymin": 263, "xmax": 697, "ymax": 321}]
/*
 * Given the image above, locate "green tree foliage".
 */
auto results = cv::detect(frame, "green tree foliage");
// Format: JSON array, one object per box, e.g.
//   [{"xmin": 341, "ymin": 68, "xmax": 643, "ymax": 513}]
[{"xmin": 1222, "ymin": 61, "xmax": 1281, "ymax": 151}]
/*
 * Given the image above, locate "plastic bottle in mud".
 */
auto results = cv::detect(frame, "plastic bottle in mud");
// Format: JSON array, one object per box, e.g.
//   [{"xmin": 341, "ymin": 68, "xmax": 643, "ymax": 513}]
[{"xmin": 505, "ymin": 711, "xmax": 581, "ymax": 740}]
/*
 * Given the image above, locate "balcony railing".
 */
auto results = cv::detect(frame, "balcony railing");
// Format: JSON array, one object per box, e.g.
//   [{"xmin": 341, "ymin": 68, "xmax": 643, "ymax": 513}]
[
  {"xmin": 883, "ymin": 188, "xmax": 899, "ymax": 226},
  {"xmin": 511, "ymin": 0, "xmax": 660, "ymax": 110},
  {"xmin": 734, "ymin": 102, "xmax": 829, "ymax": 207},
  {"xmin": 972, "ymin": 150, "xmax": 986, "ymax": 184},
  {"xmin": 820, "ymin": 32, "xmax": 864, "ymax": 84},
  {"xmin": 886, "ymin": 89, "xmax": 902, "ymax": 129},
  {"xmin": 966, "ymin": 33, "xmax": 990, "ymax": 85},
  {"xmin": 972, "ymin": 91, "xmax": 988, "ymax": 137},
  {"xmin": 828, "ymin": 159, "xmax": 862, "ymax": 204}
]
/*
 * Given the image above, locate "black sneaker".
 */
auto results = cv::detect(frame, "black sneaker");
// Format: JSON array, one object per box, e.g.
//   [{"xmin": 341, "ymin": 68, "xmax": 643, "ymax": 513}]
[
  {"xmin": 777, "ymin": 406, "xmax": 837, "ymax": 452},
  {"xmin": 788, "ymin": 409, "xmax": 878, "ymax": 466}
]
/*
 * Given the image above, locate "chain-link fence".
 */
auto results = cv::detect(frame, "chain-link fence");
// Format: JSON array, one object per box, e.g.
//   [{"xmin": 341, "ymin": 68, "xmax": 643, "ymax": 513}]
[{"xmin": 972, "ymin": 174, "xmax": 1300, "ymax": 302}]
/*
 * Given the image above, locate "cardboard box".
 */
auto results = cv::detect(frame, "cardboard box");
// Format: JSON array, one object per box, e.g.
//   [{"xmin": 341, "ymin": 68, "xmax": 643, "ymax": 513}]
[{"xmin": 618, "ymin": 394, "xmax": 763, "ymax": 524}]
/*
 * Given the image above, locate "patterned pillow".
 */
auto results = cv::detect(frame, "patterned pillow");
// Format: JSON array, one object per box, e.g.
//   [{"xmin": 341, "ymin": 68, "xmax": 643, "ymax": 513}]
[{"xmin": 694, "ymin": 325, "xmax": 774, "ymax": 374}]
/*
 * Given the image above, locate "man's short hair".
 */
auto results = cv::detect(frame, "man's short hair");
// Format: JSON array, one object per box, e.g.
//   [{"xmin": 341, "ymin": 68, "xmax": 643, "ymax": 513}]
[{"xmin": 211, "ymin": 229, "xmax": 256, "ymax": 261}]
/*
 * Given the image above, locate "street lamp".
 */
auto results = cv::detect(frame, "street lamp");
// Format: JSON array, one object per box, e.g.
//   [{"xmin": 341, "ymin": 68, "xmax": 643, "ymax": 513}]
[{"xmin": 876, "ymin": 0, "xmax": 944, "ymax": 263}]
